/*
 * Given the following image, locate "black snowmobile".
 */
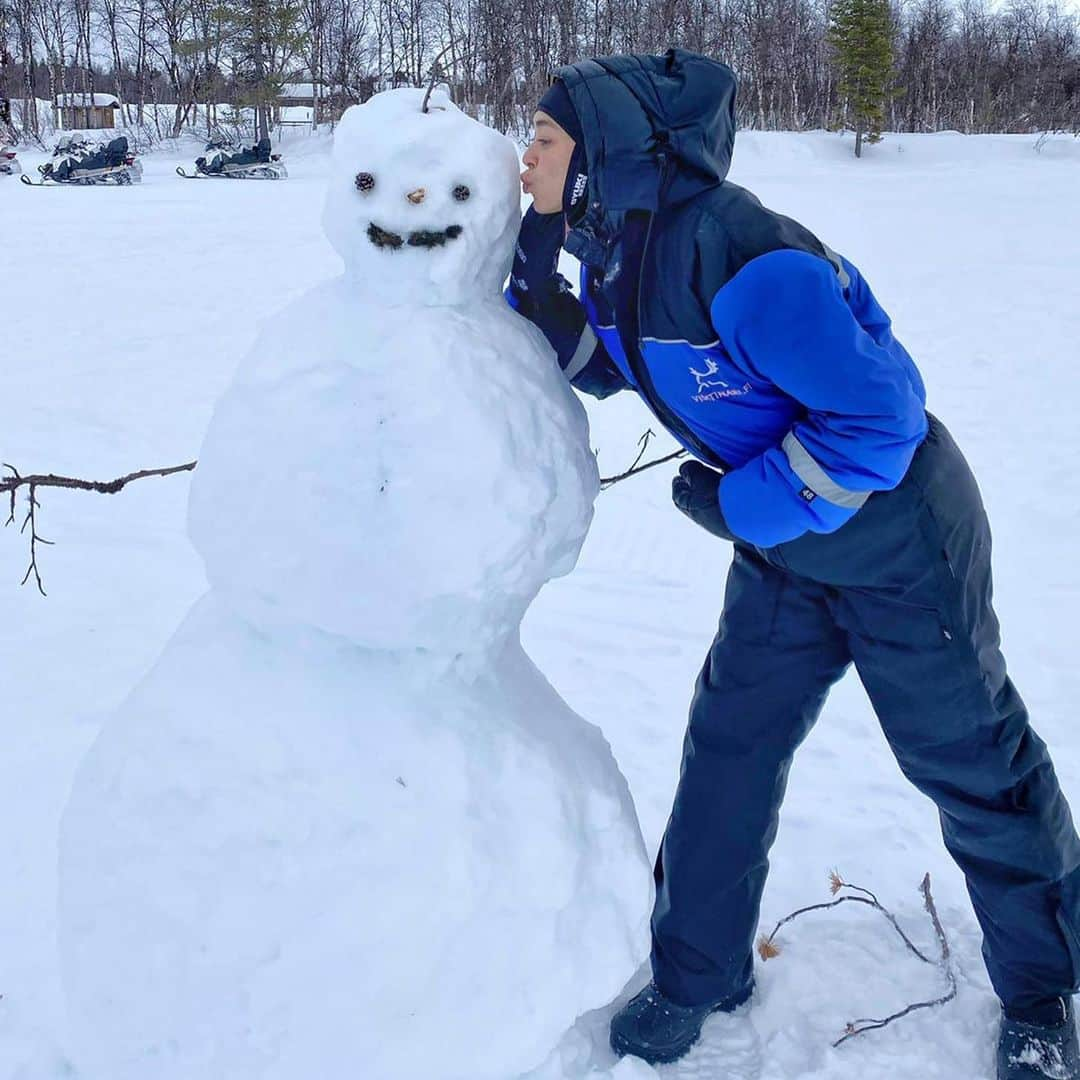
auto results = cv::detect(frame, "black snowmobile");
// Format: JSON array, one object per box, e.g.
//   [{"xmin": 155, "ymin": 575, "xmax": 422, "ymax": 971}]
[
  {"xmin": 177, "ymin": 136, "xmax": 287, "ymax": 180},
  {"xmin": 22, "ymin": 134, "xmax": 142, "ymax": 186},
  {"xmin": 0, "ymin": 144, "xmax": 21, "ymax": 176}
]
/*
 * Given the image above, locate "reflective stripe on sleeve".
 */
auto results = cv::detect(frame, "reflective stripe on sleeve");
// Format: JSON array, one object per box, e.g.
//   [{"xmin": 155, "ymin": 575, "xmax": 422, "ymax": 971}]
[
  {"xmin": 821, "ymin": 243, "xmax": 852, "ymax": 289},
  {"xmin": 564, "ymin": 322, "xmax": 598, "ymax": 380},
  {"xmin": 782, "ymin": 431, "xmax": 870, "ymax": 509}
]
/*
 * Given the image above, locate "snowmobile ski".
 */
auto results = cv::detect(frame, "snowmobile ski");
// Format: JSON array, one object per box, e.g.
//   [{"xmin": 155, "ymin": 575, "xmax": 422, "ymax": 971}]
[
  {"xmin": 176, "ymin": 163, "xmax": 287, "ymax": 180},
  {"xmin": 22, "ymin": 163, "xmax": 143, "ymax": 186}
]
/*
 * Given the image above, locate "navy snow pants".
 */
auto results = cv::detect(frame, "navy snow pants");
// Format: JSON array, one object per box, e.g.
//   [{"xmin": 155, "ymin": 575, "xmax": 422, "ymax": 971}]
[{"xmin": 651, "ymin": 414, "xmax": 1080, "ymax": 1013}]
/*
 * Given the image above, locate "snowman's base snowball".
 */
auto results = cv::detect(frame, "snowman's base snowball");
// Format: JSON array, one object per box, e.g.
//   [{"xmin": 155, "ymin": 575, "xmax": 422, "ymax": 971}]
[{"xmin": 59, "ymin": 594, "xmax": 652, "ymax": 1080}]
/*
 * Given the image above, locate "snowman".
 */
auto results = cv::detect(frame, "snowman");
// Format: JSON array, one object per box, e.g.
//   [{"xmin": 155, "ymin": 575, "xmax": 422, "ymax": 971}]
[{"xmin": 58, "ymin": 88, "xmax": 653, "ymax": 1080}]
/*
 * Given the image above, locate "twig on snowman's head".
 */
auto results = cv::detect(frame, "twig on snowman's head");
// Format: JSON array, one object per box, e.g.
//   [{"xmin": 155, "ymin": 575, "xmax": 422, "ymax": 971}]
[{"xmin": 421, "ymin": 41, "xmax": 464, "ymax": 112}]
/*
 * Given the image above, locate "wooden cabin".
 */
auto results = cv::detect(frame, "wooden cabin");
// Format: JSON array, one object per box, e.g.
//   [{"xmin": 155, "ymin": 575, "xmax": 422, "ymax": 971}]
[
  {"xmin": 275, "ymin": 83, "xmax": 354, "ymax": 126},
  {"xmin": 57, "ymin": 93, "xmax": 120, "ymax": 130}
]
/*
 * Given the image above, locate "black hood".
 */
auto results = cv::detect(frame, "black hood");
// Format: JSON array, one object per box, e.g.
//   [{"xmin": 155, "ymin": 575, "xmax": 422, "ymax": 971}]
[{"xmin": 555, "ymin": 49, "xmax": 737, "ymax": 263}]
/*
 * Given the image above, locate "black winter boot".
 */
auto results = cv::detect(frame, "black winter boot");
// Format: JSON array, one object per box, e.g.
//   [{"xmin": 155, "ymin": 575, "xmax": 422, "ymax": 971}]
[
  {"xmin": 609, "ymin": 981, "xmax": 751, "ymax": 1065},
  {"xmin": 998, "ymin": 997, "xmax": 1079, "ymax": 1079}
]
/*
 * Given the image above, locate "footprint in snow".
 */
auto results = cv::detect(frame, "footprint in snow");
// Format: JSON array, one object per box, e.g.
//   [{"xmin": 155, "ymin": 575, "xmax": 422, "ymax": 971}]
[{"xmin": 658, "ymin": 1011, "xmax": 763, "ymax": 1080}]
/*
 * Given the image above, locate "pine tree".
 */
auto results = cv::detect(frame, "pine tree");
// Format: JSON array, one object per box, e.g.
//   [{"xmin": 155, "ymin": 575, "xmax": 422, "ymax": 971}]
[
  {"xmin": 828, "ymin": 0, "xmax": 895, "ymax": 157},
  {"xmin": 211, "ymin": 0, "xmax": 307, "ymax": 141}
]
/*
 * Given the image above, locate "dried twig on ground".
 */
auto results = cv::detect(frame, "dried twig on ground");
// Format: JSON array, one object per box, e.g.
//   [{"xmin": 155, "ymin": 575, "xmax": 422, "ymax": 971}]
[
  {"xmin": 756, "ymin": 870, "xmax": 957, "ymax": 1047},
  {"xmin": 2, "ymin": 460, "xmax": 197, "ymax": 595},
  {"xmin": 599, "ymin": 429, "xmax": 687, "ymax": 489}
]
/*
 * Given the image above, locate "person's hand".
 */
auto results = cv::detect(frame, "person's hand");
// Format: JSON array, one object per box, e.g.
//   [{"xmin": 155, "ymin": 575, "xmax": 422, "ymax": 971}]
[
  {"xmin": 672, "ymin": 460, "xmax": 734, "ymax": 541},
  {"xmin": 509, "ymin": 207, "xmax": 565, "ymax": 310}
]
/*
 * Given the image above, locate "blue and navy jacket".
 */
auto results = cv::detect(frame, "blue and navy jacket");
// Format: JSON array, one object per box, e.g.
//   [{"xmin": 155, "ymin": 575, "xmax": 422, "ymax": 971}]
[{"xmin": 509, "ymin": 50, "xmax": 928, "ymax": 548}]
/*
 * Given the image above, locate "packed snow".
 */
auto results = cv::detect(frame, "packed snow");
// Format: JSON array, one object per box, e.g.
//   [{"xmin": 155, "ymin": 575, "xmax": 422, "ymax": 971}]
[{"xmin": 2, "ymin": 115, "xmax": 1080, "ymax": 1080}]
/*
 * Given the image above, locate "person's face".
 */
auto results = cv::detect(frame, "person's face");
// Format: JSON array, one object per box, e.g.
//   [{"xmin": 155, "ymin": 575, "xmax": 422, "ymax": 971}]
[{"xmin": 521, "ymin": 111, "xmax": 575, "ymax": 215}]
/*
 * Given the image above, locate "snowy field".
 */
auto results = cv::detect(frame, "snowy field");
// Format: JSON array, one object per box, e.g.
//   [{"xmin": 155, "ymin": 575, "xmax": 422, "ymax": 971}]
[{"xmin": 3, "ymin": 127, "xmax": 1080, "ymax": 1079}]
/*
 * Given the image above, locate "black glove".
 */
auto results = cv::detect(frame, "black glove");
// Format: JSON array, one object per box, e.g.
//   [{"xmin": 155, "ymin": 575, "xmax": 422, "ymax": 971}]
[
  {"xmin": 509, "ymin": 207, "xmax": 565, "ymax": 313},
  {"xmin": 672, "ymin": 460, "xmax": 735, "ymax": 541}
]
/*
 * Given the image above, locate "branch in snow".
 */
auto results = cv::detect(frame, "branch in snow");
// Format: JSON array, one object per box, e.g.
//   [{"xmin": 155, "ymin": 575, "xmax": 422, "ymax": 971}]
[
  {"xmin": 2, "ymin": 460, "xmax": 198, "ymax": 596},
  {"xmin": 756, "ymin": 870, "xmax": 957, "ymax": 1048}
]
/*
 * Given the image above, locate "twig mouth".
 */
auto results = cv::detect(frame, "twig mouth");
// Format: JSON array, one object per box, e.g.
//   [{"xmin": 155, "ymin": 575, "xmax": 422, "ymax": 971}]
[{"xmin": 367, "ymin": 222, "xmax": 463, "ymax": 250}]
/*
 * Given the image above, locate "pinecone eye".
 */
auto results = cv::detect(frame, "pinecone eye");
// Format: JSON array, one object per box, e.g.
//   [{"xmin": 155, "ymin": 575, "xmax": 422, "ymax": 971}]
[
  {"xmin": 355, "ymin": 172, "xmax": 375, "ymax": 192},
  {"xmin": 452, "ymin": 184, "xmax": 470, "ymax": 202}
]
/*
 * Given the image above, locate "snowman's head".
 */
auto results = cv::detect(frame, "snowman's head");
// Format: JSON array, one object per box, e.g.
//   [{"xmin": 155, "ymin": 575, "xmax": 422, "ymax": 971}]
[{"xmin": 323, "ymin": 89, "xmax": 522, "ymax": 307}]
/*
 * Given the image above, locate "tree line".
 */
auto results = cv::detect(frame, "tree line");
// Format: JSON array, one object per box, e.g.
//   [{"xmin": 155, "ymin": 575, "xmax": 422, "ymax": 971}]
[{"xmin": 1, "ymin": 0, "xmax": 1077, "ymax": 143}]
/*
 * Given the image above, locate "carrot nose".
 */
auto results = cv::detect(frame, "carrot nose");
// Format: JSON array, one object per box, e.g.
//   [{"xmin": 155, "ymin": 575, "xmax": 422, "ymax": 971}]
[{"xmin": 406, "ymin": 187, "xmax": 426, "ymax": 204}]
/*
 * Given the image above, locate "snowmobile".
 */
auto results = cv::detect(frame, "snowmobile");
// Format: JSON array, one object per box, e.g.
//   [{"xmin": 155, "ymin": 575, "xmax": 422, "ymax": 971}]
[
  {"xmin": 21, "ymin": 134, "xmax": 142, "ymax": 186},
  {"xmin": 0, "ymin": 145, "xmax": 21, "ymax": 176},
  {"xmin": 177, "ymin": 136, "xmax": 287, "ymax": 180}
]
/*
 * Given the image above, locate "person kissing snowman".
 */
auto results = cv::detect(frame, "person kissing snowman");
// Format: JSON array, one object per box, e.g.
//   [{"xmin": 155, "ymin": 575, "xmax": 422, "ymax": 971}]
[{"xmin": 511, "ymin": 48, "xmax": 1080, "ymax": 1079}]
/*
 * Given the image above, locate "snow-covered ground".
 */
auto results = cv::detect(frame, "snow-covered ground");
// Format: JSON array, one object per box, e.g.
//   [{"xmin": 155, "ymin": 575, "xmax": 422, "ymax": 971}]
[{"xmin": 3, "ymin": 128, "xmax": 1080, "ymax": 1079}]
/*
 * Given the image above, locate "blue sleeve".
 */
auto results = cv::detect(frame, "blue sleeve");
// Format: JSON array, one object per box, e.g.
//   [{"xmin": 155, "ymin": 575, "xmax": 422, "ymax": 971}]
[
  {"xmin": 504, "ymin": 274, "xmax": 628, "ymax": 400},
  {"xmin": 709, "ymin": 249, "xmax": 928, "ymax": 547}
]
